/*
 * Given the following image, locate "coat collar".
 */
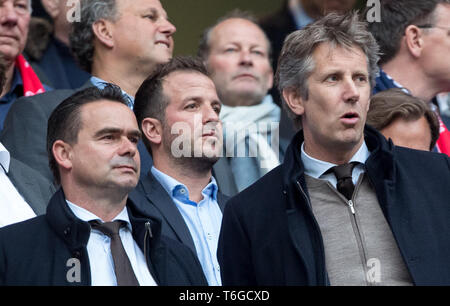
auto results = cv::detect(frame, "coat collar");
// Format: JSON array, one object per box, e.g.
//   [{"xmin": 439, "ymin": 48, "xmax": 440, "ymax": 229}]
[
  {"xmin": 45, "ymin": 188, "xmax": 91, "ymax": 252},
  {"xmin": 135, "ymin": 173, "xmax": 197, "ymax": 253},
  {"xmin": 45, "ymin": 188, "xmax": 163, "ymax": 252},
  {"xmin": 281, "ymin": 125, "xmax": 396, "ymax": 202}
]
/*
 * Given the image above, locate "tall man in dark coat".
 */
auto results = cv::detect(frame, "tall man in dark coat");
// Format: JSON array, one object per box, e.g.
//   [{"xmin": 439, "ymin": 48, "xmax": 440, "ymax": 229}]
[
  {"xmin": 218, "ymin": 12, "xmax": 450, "ymax": 286},
  {"xmin": 0, "ymin": 85, "xmax": 207, "ymax": 286}
]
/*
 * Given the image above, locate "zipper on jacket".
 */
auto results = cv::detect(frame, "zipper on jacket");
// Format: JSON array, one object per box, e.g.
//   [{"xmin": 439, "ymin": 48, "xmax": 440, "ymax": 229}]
[
  {"xmin": 296, "ymin": 180, "xmax": 329, "ymax": 285},
  {"xmin": 143, "ymin": 221, "xmax": 153, "ymax": 265},
  {"xmin": 346, "ymin": 177, "xmax": 373, "ymax": 286},
  {"xmin": 348, "ymin": 200, "xmax": 356, "ymax": 214}
]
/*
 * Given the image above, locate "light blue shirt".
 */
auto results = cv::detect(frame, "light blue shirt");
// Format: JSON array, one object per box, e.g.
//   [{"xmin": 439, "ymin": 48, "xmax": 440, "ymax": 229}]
[
  {"xmin": 151, "ymin": 166, "xmax": 223, "ymax": 286},
  {"xmin": 301, "ymin": 141, "xmax": 371, "ymax": 188},
  {"xmin": 290, "ymin": 0, "xmax": 315, "ymax": 29},
  {"xmin": 90, "ymin": 76, "xmax": 134, "ymax": 109},
  {"xmin": 66, "ymin": 201, "xmax": 157, "ymax": 286}
]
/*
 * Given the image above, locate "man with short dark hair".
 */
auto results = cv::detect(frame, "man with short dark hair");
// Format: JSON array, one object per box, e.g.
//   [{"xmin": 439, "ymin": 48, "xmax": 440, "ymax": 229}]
[
  {"xmin": 367, "ymin": 0, "xmax": 450, "ymax": 155},
  {"xmin": 0, "ymin": 85, "xmax": 207, "ymax": 286},
  {"xmin": 131, "ymin": 56, "xmax": 228, "ymax": 286},
  {"xmin": 1, "ymin": 0, "xmax": 176, "ymax": 181},
  {"xmin": 218, "ymin": 12, "xmax": 450, "ymax": 286}
]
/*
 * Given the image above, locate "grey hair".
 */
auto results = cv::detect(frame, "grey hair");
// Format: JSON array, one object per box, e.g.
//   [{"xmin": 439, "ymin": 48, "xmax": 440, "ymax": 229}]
[
  {"xmin": 197, "ymin": 9, "xmax": 272, "ymax": 61},
  {"xmin": 70, "ymin": 0, "xmax": 119, "ymax": 73},
  {"xmin": 276, "ymin": 11, "xmax": 380, "ymax": 130}
]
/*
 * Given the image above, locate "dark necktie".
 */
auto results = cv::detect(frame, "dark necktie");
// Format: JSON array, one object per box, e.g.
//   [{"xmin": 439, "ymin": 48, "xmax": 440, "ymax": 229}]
[
  {"xmin": 328, "ymin": 162, "xmax": 358, "ymax": 201},
  {"xmin": 90, "ymin": 220, "xmax": 140, "ymax": 286}
]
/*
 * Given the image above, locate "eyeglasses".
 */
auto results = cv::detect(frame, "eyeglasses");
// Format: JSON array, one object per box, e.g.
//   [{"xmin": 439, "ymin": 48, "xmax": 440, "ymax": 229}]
[{"xmin": 416, "ymin": 24, "xmax": 450, "ymax": 32}]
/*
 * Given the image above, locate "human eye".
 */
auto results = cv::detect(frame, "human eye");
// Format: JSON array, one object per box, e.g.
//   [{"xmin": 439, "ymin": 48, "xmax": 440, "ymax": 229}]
[
  {"xmin": 99, "ymin": 133, "xmax": 117, "ymax": 143},
  {"xmin": 325, "ymin": 74, "xmax": 339, "ymax": 82},
  {"xmin": 224, "ymin": 46, "xmax": 238, "ymax": 53},
  {"xmin": 212, "ymin": 103, "xmax": 221, "ymax": 114},
  {"xmin": 184, "ymin": 102, "xmax": 198, "ymax": 110},
  {"xmin": 15, "ymin": 0, "xmax": 28, "ymax": 12},
  {"xmin": 128, "ymin": 135, "xmax": 140, "ymax": 144},
  {"xmin": 354, "ymin": 74, "xmax": 368, "ymax": 83},
  {"xmin": 251, "ymin": 49, "xmax": 265, "ymax": 56},
  {"xmin": 144, "ymin": 14, "xmax": 156, "ymax": 21}
]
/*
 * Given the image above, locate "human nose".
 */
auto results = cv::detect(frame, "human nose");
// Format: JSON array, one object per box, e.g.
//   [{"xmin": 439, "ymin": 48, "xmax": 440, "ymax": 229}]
[
  {"xmin": 160, "ymin": 18, "xmax": 176, "ymax": 36},
  {"xmin": 238, "ymin": 49, "xmax": 253, "ymax": 67},
  {"xmin": 342, "ymin": 78, "xmax": 360, "ymax": 103},
  {"xmin": 202, "ymin": 105, "xmax": 220, "ymax": 125},
  {"xmin": 0, "ymin": 2, "xmax": 19, "ymax": 25},
  {"xmin": 118, "ymin": 136, "xmax": 138, "ymax": 157}
]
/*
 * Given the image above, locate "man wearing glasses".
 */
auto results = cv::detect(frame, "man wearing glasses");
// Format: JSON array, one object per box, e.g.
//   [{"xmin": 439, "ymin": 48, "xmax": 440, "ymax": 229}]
[{"xmin": 367, "ymin": 0, "xmax": 450, "ymax": 154}]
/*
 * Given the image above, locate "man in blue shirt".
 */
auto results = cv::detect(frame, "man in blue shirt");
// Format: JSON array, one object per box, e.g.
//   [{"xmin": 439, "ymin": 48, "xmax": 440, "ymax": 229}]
[{"xmin": 130, "ymin": 56, "xmax": 229, "ymax": 286}]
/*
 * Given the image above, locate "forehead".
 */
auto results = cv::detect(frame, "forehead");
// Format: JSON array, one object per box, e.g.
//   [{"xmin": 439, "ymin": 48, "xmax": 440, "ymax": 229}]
[
  {"xmin": 79, "ymin": 100, "xmax": 138, "ymax": 131},
  {"xmin": 209, "ymin": 18, "xmax": 270, "ymax": 49},
  {"xmin": 434, "ymin": 3, "xmax": 450, "ymax": 24},
  {"xmin": 162, "ymin": 71, "xmax": 218, "ymax": 100},
  {"xmin": 311, "ymin": 43, "xmax": 368, "ymax": 74}
]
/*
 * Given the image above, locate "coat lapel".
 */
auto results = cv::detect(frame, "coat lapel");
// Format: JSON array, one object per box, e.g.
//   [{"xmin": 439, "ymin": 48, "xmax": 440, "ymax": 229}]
[
  {"xmin": 7, "ymin": 158, "xmax": 48, "ymax": 215},
  {"xmin": 139, "ymin": 173, "xmax": 196, "ymax": 253}
]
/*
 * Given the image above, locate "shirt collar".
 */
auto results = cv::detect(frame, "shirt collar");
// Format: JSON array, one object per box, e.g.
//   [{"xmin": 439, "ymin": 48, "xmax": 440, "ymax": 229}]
[
  {"xmin": 290, "ymin": 0, "xmax": 315, "ymax": 29},
  {"xmin": 66, "ymin": 200, "xmax": 132, "ymax": 231},
  {"xmin": 0, "ymin": 67, "xmax": 23, "ymax": 103},
  {"xmin": 301, "ymin": 141, "xmax": 370, "ymax": 179},
  {"xmin": 151, "ymin": 166, "xmax": 218, "ymax": 202},
  {"xmin": 379, "ymin": 68, "xmax": 411, "ymax": 95},
  {"xmin": 90, "ymin": 76, "xmax": 134, "ymax": 109},
  {"xmin": 0, "ymin": 142, "xmax": 10, "ymax": 173}
]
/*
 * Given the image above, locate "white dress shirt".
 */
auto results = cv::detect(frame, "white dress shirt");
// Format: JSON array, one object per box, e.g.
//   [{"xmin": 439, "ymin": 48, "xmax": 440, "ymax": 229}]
[
  {"xmin": 66, "ymin": 201, "xmax": 157, "ymax": 286},
  {"xmin": 300, "ymin": 141, "xmax": 371, "ymax": 187},
  {"xmin": 0, "ymin": 143, "xmax": 36, "ymax": 227}
]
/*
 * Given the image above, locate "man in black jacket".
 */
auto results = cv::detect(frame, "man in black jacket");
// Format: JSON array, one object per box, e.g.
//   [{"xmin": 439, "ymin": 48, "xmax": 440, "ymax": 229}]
[
  {"xmin": 0, "ymin": 85, "xmax": 207, "ymax": 286},
  {"xmin": 218, "ymin": 12, "xmax": 450, "ymax": 286}
]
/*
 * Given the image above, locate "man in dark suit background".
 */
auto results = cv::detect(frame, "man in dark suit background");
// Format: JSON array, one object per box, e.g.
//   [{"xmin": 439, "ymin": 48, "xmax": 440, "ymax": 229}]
[
  {"xmin": 0, "ymin": 0, "xmax": 176, "ymax": 182},
  {"xmin": 130, "ymin": 56, "xmax": 228, "ymax": 286},
  {"xmin": 24, "ymin": 0, "xmax": 91, "ymax": 89}
]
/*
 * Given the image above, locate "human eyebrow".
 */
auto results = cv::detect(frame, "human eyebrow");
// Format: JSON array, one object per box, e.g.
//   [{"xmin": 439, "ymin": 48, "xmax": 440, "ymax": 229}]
[
  {"xmin": 94, "ymin": 128, "xmax": 122, "ymax": 138},
  {"xmin": 128, "ymin": 130, "xmax": 142, "ymax": 140}
]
